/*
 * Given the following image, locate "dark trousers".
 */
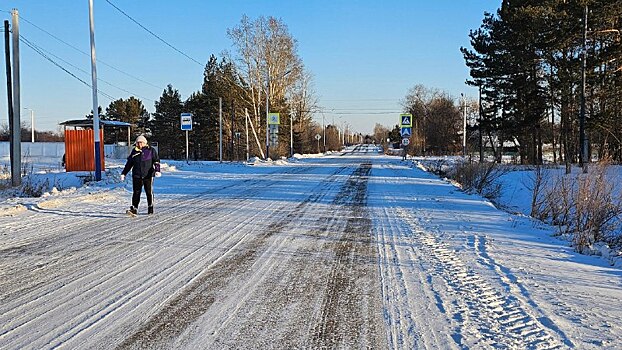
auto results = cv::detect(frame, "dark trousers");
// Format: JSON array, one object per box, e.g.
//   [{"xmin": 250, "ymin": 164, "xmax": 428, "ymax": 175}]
[{"xmin": 132, "ymin": 176, "xmax": 154, "ymax": 208}]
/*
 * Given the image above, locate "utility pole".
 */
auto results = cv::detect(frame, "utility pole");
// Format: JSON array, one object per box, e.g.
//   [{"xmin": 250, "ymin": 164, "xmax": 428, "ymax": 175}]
[
  {"xmin": 5, "ymin": 19, "xmax": 18, "ymax": 186},
  {"xmin": 219, "ymin": 97, "xmax": 223, "ymax": 162},
  {"xmin": 245, "ymin": 108, "xmax": 250, "ymax": 162},
  {"xmin": 231, "ymin": 100, "xmax": 234, "ymax": 162},
  {"xmin": 322, "ymin": 114, "xmax": 326, "ymax": 152},
  {"xmin": 265, "ymin": 72, "xmax": 270, "ymax": 160},
  {"xmin": 460, "ymin": 93, "xmax": 466, "ymax": 157},
  {"xmin": 88, "ymin": 0, "xmax": 102, "ymax": 181},
  {"xmin": 579, "ymin": 4, "xmax": 589, "ymax": 173},
  {"xmin": 10, "ymin": 10, "xmax": 21, "ymax": 186},
  {"xmin": 478, "ymin": 85, "xmax": 484, "ymax": 163}
]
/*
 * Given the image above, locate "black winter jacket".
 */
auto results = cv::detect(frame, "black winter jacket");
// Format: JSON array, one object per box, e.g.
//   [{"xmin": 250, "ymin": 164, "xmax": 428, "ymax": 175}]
[{"xmin": 122, "ymin": 146, "xmax": 160, "ymax": 179}]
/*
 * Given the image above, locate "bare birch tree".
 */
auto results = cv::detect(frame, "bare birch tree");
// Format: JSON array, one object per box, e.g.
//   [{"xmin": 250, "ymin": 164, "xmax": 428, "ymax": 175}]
[{"xmin": 228, "ymin": 15, "xmax": 307, "ymax": 155}]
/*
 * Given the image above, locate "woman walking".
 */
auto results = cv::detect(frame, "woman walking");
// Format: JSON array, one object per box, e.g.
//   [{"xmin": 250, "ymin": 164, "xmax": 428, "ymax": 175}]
[{"xmin": 120, "ymin": 135, "xmax": 161, "ymax": 215}]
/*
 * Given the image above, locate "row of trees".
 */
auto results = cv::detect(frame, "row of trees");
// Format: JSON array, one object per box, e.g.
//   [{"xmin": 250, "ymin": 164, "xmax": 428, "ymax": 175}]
[
  {"xmin": 461, "ymin": 0, "xmax": 622, "ymax": 165},
  {"xmin": 98, "ymin": 16, "xmax": 334, "ymax": 160},
  {"xmin": 0, "ymin": 125, "xmax": 64, "ymax": 142}
]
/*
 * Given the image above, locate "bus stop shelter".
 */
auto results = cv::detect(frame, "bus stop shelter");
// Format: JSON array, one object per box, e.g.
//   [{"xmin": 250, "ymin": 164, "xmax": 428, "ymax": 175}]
[{"xmin": 59, "ymin": 119, "xmax": 132, "ymax": 172}]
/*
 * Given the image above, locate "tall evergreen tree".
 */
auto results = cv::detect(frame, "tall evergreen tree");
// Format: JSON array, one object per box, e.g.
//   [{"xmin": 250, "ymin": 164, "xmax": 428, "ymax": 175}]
[{"xmin": 151, "ymin": 85, "xmax": 184, "ymax": 159}]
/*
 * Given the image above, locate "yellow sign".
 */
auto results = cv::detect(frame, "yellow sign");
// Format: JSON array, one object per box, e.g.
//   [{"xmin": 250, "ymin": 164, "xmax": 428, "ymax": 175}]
[{"xmin": 268, "ymin": 113, "xmax": 280, "ymax": 125}]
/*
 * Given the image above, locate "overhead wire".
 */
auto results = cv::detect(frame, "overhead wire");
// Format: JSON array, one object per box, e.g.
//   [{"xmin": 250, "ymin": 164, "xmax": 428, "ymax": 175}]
[
  {"xmin": 19, "ymin": 36, "xmax": 116, "ymax": 101},
  {"xmin": 17, "ymin": 14, "xmax": 164, "ymax": 91},
  {"xmin": 103, "ymin": 0, "xmax": 204, "ymax": 67},
  {"xmin": 20, "ymin": 35, "xmax": 155, "ymax": 103}
]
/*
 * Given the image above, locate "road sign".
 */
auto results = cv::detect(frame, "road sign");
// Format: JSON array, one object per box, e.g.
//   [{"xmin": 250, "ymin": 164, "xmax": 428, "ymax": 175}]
[
  {"xmin": 269, "ymin": 125, "xmax": 279, "ymax": 146},
  {"xmin": 400, "ymin": 113, "xmax": 413, "ymax": 127},
  {"xmin": 401, "ymin": 138, "xmax": 410, "ymax": 146},
  {"xmin": 180, "ymin": 113, "xmax": 193, "ymax": 131},
  {"xmin": 315, "ymin": 134, "xmax": 321, "ymax": 140},
  {"xmin": 268, "ymin": 113, "xmax": 280, "ymax": 125},
  {"xmin": 400, "ymin": 127, "xmax": 412, "ymax": 137}
]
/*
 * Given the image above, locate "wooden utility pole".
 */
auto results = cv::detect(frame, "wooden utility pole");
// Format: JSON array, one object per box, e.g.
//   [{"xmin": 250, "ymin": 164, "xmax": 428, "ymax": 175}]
[{"xmin": 4, "ymin": 20, "xmax": 17, "ymax": 184}]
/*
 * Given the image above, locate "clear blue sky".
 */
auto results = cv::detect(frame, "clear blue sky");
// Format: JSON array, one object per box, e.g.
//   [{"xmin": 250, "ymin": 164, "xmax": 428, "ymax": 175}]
[{"xmin": 1, "ymin": 0, "xmax": 501, "ymax": 134}]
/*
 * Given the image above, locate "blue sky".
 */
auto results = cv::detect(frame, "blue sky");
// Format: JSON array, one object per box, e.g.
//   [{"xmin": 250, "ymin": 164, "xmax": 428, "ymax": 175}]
[{"xmin": 1, "ymin": 1, "xmax": 500, "ymax": 134}]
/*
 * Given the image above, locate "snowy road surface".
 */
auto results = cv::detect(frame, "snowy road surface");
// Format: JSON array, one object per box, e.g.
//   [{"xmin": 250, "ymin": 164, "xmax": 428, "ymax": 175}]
[{"xmin": 1, "ymin": 145, "xmax": 621, "ymax": 349}]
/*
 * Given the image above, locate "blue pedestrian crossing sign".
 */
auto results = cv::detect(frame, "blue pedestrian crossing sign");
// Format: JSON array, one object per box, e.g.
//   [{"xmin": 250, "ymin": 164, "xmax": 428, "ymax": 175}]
[
  {"xmin": 400, "ymin": 114, "xmax": 413, "ymax": 127},
  {"xmin": 400, "ymin": 127, "xmax": 412, "ymax": 137}
]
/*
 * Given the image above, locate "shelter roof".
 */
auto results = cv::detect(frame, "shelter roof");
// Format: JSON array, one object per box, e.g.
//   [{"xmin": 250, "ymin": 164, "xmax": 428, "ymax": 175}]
[{"xmin": 59, "ymin": 119, "xmax": 132, "ymax": 128}]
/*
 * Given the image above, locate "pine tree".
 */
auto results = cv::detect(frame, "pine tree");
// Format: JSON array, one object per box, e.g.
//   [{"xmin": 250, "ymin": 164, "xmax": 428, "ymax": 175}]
[{"xmin": 151, "ymin": 85, "xmax": 184, "ymax": 159}]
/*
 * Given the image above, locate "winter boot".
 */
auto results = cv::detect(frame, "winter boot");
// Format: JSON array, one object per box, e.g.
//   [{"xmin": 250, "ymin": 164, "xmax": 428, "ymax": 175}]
[
  {"xmin": 127, "ymin": 206, "xmax": 138, "ymax": 216},
  {"xmin": 148, "ymin": 206, "xmax": 154, "ymax": 214}
]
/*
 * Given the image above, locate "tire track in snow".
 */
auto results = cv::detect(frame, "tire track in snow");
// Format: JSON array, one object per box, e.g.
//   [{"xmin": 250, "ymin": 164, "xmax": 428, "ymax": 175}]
[
  {"xmin": 53, "ymin": 166, "xmax": 331, "ymax": 348},
  {"xmin": 372, "ymin": 163, "xmax": 454, "ymax": 349},
  {"xmin": 182, "ymin": 167, "xmax": 352, "ymax": 349},
  {"xmin": 468, "ymin": 234, "xmax": 575, "ymax": 348},
  {"xmin": 397, "ymin": 207, "xmax": 564, "ymax": 349},
  {"xmin": 0, "ymin": 165, "xmax": 326, "ymax": 349},
  {"xmin": 115, "ymin": 165, "xmax": 352, "ymax": 349},
  {"xmin": 1, "ymin": 187, "xmax": 277, "ymax": 348},
  {"xmin": 307, "ymin": 162, "xmax": 384, "ymax": 349}
]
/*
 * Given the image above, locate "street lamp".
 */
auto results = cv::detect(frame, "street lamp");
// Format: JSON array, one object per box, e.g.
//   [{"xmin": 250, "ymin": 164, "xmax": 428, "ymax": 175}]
[{"xmin": 23, "ymin": 107, "xmax": 34, "ymax": 142}]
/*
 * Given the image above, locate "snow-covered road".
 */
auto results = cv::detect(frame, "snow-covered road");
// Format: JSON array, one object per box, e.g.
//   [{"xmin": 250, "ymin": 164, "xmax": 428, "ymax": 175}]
[{"xmin": 1, "ymin": 145, "xmax": 621, "ymax": 349}]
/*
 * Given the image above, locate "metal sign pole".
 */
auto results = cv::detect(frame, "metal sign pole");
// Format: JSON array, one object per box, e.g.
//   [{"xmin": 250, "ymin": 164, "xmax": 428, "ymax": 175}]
[{"xmin": 185, "ymin": 130, "xmax": 189, "ymax": 161}]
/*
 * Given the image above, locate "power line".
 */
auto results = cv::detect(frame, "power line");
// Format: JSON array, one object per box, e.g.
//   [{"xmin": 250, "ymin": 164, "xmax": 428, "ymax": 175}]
[
  {"xmin": 20, "ymin": 36, "xmax": 116, "ymax": 101},
  {"xmin": 321, "ymin": 98, "xmax": 400, "ymax": 102},
  {"xmin": 324, "ymin": 108, "xmax": 402, "ymax": 111},
  {"xmin": 104, "ymin": 0, "xmax": 204, "ymax": 67},
  {"xmin": 17, "ymin": 14, "xmax": 164, "ymax": 91},
  {"xmin": 323, "ymin": 111, "xmax": 402, "ymax": 115},
  {"xmin": 20, "ymin": 35, "xmax": 154, "ymax": 103}
]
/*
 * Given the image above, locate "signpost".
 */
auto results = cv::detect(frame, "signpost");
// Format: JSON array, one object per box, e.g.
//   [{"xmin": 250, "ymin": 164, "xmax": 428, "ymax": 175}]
[
  {"xmin": 267, "ymin": 113, "xmax": 280, "ymax": 158},
  {"xmin": 400, "ymin": 114, "xmax": 413, "ymax": 160},
  {"xmin": 400, "ymin": 113, "xmax": 413, "ymax": 128},
  {"xmin": 315, "ymin": 133, "xmax": 321, "ymax": 153},
  {"xmin": 181, "ymin": 113, "xmax": 193, "ymax": 161}
]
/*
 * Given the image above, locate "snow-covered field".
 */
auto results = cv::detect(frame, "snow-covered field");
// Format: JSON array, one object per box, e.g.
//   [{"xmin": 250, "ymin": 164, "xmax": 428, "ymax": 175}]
[{"xmin": 1, "ymin": 145, "xmax": 621, "ymax": 349}]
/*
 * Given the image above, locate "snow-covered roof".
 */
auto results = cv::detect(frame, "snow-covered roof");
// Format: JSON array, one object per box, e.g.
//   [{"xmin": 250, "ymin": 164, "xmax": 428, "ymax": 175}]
[{"xmin": 59, "ymin": 119, "xmax": 132, "ymax": 128}]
